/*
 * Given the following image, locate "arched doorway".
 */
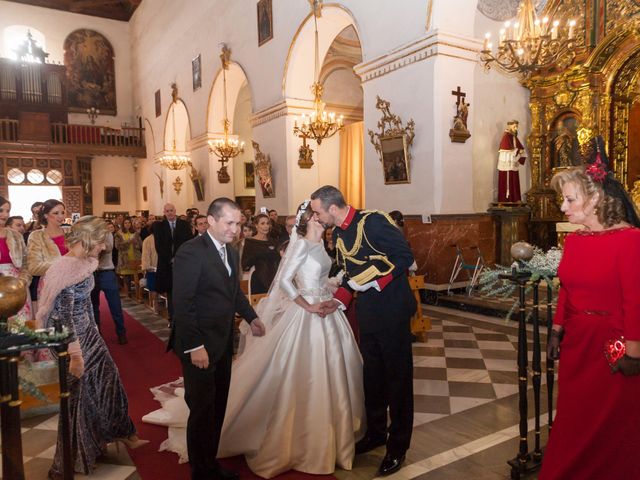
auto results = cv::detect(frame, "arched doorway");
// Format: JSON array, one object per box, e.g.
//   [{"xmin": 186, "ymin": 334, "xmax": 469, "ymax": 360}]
[{"xmin": 283, "ymin": 6, "xmax": 364, "ymax": 209}]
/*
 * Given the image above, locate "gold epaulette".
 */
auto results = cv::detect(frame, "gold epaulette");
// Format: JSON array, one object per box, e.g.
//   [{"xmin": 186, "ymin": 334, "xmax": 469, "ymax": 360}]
[{"xmin": 335, "ymin": 210, "xmax": 395, "ymax": 285}]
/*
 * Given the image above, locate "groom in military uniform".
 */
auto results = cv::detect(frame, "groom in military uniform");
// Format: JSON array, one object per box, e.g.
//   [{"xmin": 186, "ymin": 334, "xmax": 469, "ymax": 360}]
[{"xmin": 310, "ymin": 185, "xmax": 416, "ymax": 476}]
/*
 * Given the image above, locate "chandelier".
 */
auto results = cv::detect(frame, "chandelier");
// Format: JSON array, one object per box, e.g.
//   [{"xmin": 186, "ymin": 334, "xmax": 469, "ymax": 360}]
[
  {"xmin": 208, "ymin": 45, "xmax": 244, "ymax": 184},
  {"xmin": 157, "ymin": 93, "xmax": 192, "ymax": 171},
  {"xmin": 292, "ymin": 0, "xmax": 343, "ymax": 168},
  {"xmin": 480, "ymin": 0, "xmax": 578, "ymax": 80}
]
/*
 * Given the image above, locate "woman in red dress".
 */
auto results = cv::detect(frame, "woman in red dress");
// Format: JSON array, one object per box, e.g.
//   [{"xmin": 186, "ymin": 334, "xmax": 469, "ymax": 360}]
[{"xmin": 541, "ymin": 136, "xmax": 640, "ymax": 479}]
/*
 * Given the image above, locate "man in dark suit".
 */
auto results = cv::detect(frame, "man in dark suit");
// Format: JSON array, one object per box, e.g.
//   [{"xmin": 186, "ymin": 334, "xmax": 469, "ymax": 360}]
[
  {"xmin": 311, "ymin": 185, "xmax": 416, "ymax": 477},
  {"xmin": 153, "ymin": 203, "xmax": 193, "ymax": 324},
  {"xmin": 170, "ymin": 197, "xmax": 265, "ymax": 480}
]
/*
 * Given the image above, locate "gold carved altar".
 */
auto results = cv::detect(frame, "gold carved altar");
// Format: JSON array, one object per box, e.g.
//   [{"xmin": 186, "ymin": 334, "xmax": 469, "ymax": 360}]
[{"xmin": 524, "ymin": 0, "xmax": 640, "ymax": 248}]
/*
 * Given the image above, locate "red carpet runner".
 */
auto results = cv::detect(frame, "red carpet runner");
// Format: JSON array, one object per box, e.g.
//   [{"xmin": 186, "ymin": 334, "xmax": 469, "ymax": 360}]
[{"xmin": 100, "ymin": 296, "xmax": 337, "ymax": 480}]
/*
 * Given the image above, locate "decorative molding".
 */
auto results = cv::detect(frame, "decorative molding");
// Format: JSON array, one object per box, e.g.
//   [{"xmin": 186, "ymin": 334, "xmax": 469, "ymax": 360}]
[
  {"xmin": 249, "ymin": 99, "xmax": 362, "ymax": 128},
  {"xmin": 354, "ymin": 31, "xmax": 482, "ymax": 83}
]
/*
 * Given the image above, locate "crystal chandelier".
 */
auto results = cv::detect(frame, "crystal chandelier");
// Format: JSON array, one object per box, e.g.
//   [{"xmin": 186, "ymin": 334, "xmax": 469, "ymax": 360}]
[
  {"xmin": 157, "ymin": 99, "xmax": 192, "ymax": 171},
  {"xmin": 208, "ymin": 45, "xmax": 245, "ymax": 184},
  {"xmin": 292, "ymin": 0, "xmax": 343, "ymax": 168},
  {"xmin": 480, "ymin": 0, "xmax": 578, "ymax": 80}
]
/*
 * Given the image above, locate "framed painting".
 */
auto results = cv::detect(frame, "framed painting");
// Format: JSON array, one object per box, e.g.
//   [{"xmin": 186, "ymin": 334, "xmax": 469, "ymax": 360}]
[
  {"xmin": 63, "ymin": 29, "xmax": 117, "ymax": 114},
  {"xmin": 104, "ymin": 186, "xmax": 121, "ymax": 205},
  {"xmin": 257, "ymin": 0, "xmax": 273, "ymax": 46},
  {"xmin": 381, "ymin": 135, "xmax": 410, "ymax": 184},
  {"xmin": 192, "ymin": 54, "xmax": 201, "ymax": 91},
  {"xmin": 155, "ymin": 89, "xmax": 161, "ymax": 118},
  {"xmin": 244, "ymin": 162, "xmax": 255, "ymax": 189}
]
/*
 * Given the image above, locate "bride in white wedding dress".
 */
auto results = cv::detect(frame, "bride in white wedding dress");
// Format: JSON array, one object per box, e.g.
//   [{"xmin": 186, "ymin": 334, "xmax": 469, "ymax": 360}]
[{"xmin": 143, "ymin": 201, "xmax": 365, "ymax": 478}]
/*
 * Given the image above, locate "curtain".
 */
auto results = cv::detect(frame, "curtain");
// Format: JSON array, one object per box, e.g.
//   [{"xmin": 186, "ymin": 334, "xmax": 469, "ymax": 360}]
[{"xmin": 339, "ymin": 121, "xmax": 365, "ymax": 209}]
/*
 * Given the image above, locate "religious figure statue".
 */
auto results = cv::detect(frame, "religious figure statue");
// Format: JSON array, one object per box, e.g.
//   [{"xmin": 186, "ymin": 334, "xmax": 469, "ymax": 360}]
[
  {"xmin": 449, "ymin": 97, "xmax": 470, "ymax": 143},
  {"xmin": 552, "ymin": 119, "xmax": 575, "ymax": 168},
  {"xmin": 497, "ymin": 120, "xmax": 526, "ymax": 203}
]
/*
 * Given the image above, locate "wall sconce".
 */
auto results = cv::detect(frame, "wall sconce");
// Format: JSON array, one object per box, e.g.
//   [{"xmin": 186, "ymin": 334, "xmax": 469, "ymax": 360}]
[{"xmin": 86, "ymin": 107, "xmax": 100, "ymax": 124}]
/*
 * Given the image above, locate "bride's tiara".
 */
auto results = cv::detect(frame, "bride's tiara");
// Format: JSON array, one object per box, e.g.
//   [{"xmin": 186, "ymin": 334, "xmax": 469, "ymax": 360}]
[{"xmin": 295, "ymin": 199, "xmax": 311, "ymax": 227}]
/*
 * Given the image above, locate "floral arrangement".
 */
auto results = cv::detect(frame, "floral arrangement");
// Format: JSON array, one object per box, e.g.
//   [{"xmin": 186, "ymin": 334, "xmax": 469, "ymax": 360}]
[{"xmin": 478, "ymin": 246, "xmax": 562, "ymax": 319}]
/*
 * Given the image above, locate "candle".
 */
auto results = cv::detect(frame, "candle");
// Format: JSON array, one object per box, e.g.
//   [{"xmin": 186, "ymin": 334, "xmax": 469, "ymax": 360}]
[
  {"xmin": 542, "ymin": 16, "xmax": 549, "ymax": 35},
  {"xmin": 505, "ymin": 21, "xmax": 511, "ymax": 40},
  {"xmin": 483, "ymin": 32, "xmax": 491, "ymax": 50},
  {"xmin": 499, "ymin": 28, "xmax": 506, "ymax": 43},
  {"xmin": 552, "ymin": 20, "xmax": 559, "ymax": 40},
  {"xmin": 568, "ymin": 20, "xmax": 576, "ymax": 39}
]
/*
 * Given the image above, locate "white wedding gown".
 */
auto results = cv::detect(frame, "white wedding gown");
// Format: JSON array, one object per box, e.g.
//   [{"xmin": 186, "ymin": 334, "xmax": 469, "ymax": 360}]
[{"xmin": 143, "ymin": 238, "xmax": 365, "ymax": 478}]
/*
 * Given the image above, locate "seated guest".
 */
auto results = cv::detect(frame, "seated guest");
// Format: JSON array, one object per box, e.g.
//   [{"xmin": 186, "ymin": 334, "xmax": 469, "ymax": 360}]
[
  {"xmin": 242, "ymin": 214, "xmax": 280, "ymax": 294},
  {"xmin": 6, "ymin": 215, "xmax": 25, "ymax": 236},
  {"xmin": 36, "ymin": 216, "xmax": 147, "ymax": 479}
]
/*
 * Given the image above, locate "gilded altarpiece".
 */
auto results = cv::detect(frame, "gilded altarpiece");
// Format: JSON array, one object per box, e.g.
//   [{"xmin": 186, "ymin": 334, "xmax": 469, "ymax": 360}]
[{"xmin": 524, "ymin": 0, "xmax": 640, "ymax": 248}]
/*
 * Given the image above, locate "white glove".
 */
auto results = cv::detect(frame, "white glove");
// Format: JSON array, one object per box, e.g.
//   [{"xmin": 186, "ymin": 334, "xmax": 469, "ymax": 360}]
[{"xmin": 347, "ymin": 279, "xmax": 380, "ymax": 292}]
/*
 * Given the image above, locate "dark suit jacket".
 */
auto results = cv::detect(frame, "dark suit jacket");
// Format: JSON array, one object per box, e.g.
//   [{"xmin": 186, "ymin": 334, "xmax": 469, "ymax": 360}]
[
  {"xmin": 153, "ymin": 218, "xmax": 193, "ymax": 293},
  {"xmin": 168, "ymin": 234, "xmax": 257, "ymax": 363}
]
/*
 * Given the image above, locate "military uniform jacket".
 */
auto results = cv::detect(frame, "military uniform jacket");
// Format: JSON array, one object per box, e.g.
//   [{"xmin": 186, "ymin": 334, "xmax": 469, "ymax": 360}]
[{"xmin": 333, "ymin": 207, "xmax": 417, "ymax": 334}]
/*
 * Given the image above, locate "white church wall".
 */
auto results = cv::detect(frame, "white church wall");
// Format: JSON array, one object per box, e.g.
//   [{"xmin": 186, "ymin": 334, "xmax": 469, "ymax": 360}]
[
  {"xmin": 472, "ymin": 10, "xmax": 531, "ymax": 211},
  {"xmin": 232, "ymin": 83, "xmax": 256, "ymax": 198},
  {"xmin": 91, "ymin": 156, "xmax": 137, "ymax": 216},
  {"xmin": 0, "ymin": 0, "xmax": 135, "ymax": 128}
]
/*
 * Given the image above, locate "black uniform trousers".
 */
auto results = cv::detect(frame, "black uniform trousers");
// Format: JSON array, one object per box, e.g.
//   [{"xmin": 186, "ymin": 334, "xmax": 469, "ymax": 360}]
[{"xmin": 359, "ymin": 320, "xmax": 414, "ymax": 456}]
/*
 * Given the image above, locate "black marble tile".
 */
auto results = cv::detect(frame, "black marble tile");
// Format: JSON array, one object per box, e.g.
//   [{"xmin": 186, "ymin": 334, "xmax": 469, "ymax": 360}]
[{"xmin": 445, "ymin": 357, "xmax": 487, "ymax": 369}]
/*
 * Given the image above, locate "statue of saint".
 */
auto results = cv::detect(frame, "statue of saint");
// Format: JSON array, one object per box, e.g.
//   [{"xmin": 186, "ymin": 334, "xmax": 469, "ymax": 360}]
[
  {"xmin": 497, "ymin": 120, "xmax": 526, "ymax": 203},
  {"xmin": 552, "ymin": 119, "xmax": 574, "ymax": 168}
]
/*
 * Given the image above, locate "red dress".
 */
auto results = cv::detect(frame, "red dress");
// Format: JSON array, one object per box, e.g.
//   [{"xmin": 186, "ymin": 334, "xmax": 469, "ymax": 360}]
[{"xmin": 540, "ymin": 227, "xmax": 640, "ymax": 479}]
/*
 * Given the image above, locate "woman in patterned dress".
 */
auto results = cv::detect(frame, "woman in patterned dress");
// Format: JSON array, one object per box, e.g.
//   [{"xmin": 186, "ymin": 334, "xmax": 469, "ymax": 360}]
[
  {"xmin": 36, "ymin": 216, "xmax": 147, "ymax": 479},
  {"xmin": 0, "ymin": 196, "xmax": 31, "ymax": 328}
]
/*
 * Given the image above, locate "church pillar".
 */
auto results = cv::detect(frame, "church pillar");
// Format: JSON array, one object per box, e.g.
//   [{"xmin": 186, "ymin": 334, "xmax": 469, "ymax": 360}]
[{"xmin": 355, "ymin": 31, "xmax": 481, "ymax": 214}]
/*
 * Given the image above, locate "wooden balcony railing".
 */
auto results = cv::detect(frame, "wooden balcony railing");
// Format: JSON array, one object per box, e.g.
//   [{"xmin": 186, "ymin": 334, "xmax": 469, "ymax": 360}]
[
  {"xmin": 50, "ymin": 123, "xmax": 145, "ymax": 147},
  {"xmin": 0, "ymin": 119, "xmax": 18, "ymax": 142}
]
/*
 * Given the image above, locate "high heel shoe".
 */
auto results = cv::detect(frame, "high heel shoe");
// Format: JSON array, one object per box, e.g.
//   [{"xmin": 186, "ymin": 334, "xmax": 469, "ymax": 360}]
[{"xmin": 114, "ymin": 435, "xmax": 149, "ymax": 452}]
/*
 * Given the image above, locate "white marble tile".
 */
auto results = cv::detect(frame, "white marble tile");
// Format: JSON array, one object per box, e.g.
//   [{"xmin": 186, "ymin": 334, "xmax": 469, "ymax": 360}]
[
  {"xmin": 446, "ymin": 368, "xmax": 491, "ymax": 383},
  {"xmin": 413, "ymin": 356, "xmax": 446, "ymax": 368},
  {"xmin": 413, "ymin": 412, "xmax": 446, "ymax": 427},
  {"xmin": 444, "ymin": 347, "xmax": 483, "ymax": 359},
  {"xmin": 448, "ymin": 396, "xmax": 492, "ymax": 414},
  {"xmin": 493, "ymin": 384, "xmax": 519, "ymax": 398},
  {"xmin": 477, "ymin": 340, "xmax": 516, "ymax": 351},
  {"xmin": 34, "ymin": 414, "xmax": 59, "ymax": 431},
  {"xmin": 471, "ymin": 327, "xmax": 498, "ymax": 334},
  {"xmin": 86, "ymin": 463, "xmax": 137, "ymax": 480},
  {"xmin": 35, "ymin": 444, "xmax": 57, "ymax": 459},
  {"xmin": 483, "ymin": 358, "xmax": 518, "ymax": 372},
  {"xmin": 442, "ymin": 332, "xmax": 476, "ymax": 340},
  {"xmin": 413, "ymin": 379, "xmax": 449, "ymax": 397}
]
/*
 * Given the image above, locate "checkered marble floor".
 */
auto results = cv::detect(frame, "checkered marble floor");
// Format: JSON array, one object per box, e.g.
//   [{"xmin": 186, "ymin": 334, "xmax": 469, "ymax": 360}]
[
  {"xmin": 411, "ymin": 314, "xmax": 552, "ymax": 428},
  {"xmin": 10, "ymin": 296, "xmax": 553, "ymax": 479}
]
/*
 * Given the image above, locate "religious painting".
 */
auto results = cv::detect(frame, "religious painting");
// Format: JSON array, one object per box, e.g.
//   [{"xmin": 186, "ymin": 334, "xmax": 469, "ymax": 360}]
[
  {"xmin": 64, "ymin": 29, "xmax": 117, "ymax": 114},
  {"xmin": 104, "ymin": 186, "xmax": 121, "ymax": 205},
  {"xmin": 257, "ymin": 0, "xmax": 273, "ymax": 46},
  {"xmin": 155, "ymin": 89, "xmax": 161, "ymax": 118},
  {"xmin": 244, "ymin": 162, "xmax": 255, "ymax": 189},
  {"xmin": 549, "ymin": 114, "xmax": 580, "ymax": 171},
  {"xmin": 381, "ymin": 135, "xmax": 410, "ymax": 184},
  {"xmin": 192, "ymin": 54, "xmax": 201, "ymax": 91}
]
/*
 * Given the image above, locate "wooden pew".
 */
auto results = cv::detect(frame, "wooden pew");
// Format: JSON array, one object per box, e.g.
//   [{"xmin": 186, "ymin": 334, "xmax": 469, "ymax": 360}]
[{"xmin": 409, "ymin": 275, "xmax": 431, "ymax": 342}]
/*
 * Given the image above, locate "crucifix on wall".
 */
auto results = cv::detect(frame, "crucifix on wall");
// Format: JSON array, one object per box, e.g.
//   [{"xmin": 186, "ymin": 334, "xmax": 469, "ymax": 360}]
[{"xmin": 449, "ymin": 86, "xmax": 471, "ymax": 143}]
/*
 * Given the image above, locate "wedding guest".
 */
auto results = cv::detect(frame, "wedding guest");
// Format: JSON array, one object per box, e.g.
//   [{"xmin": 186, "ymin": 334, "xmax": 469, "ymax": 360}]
[
  {"xmin": 24, "ymin": 201, "xmax": 43, "ymax": 241},
  {"xmin": 242, "ymin": 213, "xmax": 280, "ymax": 294},
  {"xmin": 36, "ymin": 216, "xmax": 147, "ymax": 479},
  {"xmin": 0, "ymin": 197, "xmax": 31, "ymax": 328},
  {"xmin": 27, "ymin": 199, "xmax": 69, "ymax": 315},
  {"xmin": 541, "ymin": 136, "xmax": 640, "ymax": 479},
  {"xmin": 6, "ymin": 215, "xmax": 26, "ymax": 235},
  {"xmin": 91, "ymin": 225, "xmax": 128, "ymax": 345},
  {"xmin": 195, "ymin": 215, "xmax": 208, "ymax": 236},
  {"xmin": 115, "ymin": 217, "xmax": 142, "ymax": 284},
  {"xmin": 141, "ymin": 232, "xmax": 158, "ymax": 298}
]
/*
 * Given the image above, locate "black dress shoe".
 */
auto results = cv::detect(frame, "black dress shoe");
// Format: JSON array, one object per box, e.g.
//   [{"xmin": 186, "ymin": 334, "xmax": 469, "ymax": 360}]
[
  {"xmin": 355, "ymin": 435, "xmax": 386, "ymax": 454},
  {"xmin": 212, "ymin": 463, "xmax": 239, "ymax": 480},
  {"xmin": 378, "ymin": 453, "xmax": 405, "ymax": 476}
]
